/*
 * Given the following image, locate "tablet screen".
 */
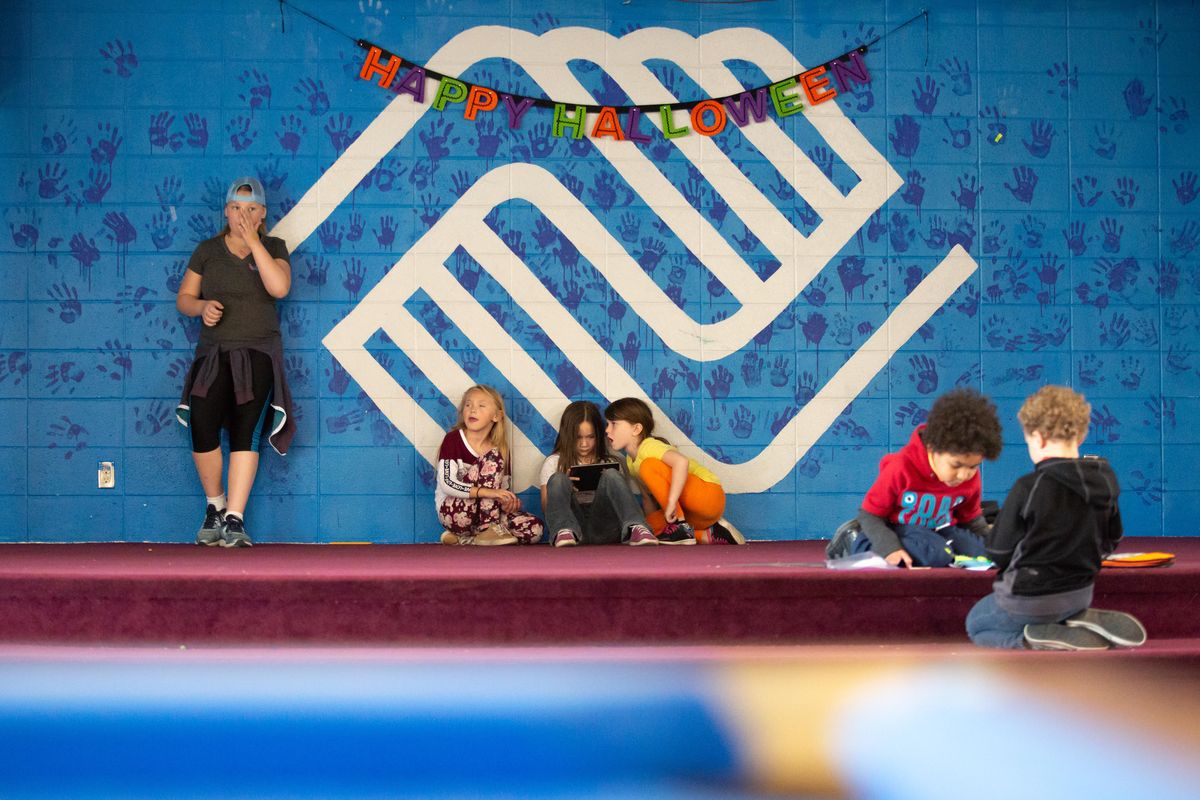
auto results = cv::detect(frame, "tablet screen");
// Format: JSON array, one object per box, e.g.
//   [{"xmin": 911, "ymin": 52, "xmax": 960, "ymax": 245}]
[{"xmin": 567, "ymin": 461, "xmax": 620, "ymax": 491}]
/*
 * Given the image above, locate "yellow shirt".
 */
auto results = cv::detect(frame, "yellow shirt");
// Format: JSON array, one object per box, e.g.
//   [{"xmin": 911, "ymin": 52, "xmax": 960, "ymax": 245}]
[{"xmin": 627, "ymin": 438, "xmax": 720, "ymax": 485}]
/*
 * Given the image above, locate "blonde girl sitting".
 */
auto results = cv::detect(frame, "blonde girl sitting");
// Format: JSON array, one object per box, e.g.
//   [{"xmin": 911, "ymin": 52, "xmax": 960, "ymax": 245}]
[{"xmin": 436, "ymin": 385, "xmax": 544, "ymax": 546}]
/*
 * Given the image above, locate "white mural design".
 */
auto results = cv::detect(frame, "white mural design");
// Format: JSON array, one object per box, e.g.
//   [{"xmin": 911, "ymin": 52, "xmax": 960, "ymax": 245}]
[{"xmin": 275, "ymin": 25, "xmax": 978, "ymax": 492}]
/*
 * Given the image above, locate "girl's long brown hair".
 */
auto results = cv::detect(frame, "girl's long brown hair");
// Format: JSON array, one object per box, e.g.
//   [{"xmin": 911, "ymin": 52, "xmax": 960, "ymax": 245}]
[
  {"xmin": 603, "ymin": 397, "xmax": 668, "ymax": 446},
  {"xmin": 453, "ymin": 384, "xmax": 509, "ymax": 463},
  {"xmin": 552, "ymin": 400, "xmax": 611, "ymax": 472}
]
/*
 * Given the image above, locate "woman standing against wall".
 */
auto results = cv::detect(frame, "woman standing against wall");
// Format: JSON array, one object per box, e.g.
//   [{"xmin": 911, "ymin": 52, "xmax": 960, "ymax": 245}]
[{"xmin": 175, "ymin": 177, "xmax": 295, "ymax": 547}]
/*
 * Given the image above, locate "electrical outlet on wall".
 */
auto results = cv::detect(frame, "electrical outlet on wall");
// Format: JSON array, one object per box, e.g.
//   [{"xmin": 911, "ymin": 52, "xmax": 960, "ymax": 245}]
[{"xmin": 98, "ymin": 461, "xmax": 115, "ymax": 489}]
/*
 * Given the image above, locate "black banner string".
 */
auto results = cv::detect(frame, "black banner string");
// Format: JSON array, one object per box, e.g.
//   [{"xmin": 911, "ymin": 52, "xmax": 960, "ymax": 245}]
[{"xmin": 275, "ymin": 0, "xmax": 928, "ymax": 112}]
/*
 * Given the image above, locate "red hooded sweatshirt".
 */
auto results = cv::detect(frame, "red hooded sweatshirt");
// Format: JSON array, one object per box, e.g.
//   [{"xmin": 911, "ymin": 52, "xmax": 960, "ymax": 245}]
[{"xmin": 861, "ymin": 424, "xmax": 983, "ymax": 529}]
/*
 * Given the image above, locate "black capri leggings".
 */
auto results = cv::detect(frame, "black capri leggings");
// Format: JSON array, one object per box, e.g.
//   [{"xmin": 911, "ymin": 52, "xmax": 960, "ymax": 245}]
[{"xmin": 189, "ymin": 350, "xmax": 275, "ymax": 453}]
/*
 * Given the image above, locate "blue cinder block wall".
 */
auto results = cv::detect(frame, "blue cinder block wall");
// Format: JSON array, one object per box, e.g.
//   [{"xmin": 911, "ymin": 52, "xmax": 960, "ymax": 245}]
[{"xmin": 1, "ymin": 0, "xmax": 1197, "ymax": 542}]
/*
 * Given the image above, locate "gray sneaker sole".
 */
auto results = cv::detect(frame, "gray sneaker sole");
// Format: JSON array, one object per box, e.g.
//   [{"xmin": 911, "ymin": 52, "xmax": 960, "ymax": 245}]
[
  {"xmin": 195, "ymin": 531, "xmax": 223, "ymax": 546},
  {"xmin": 1024, "ymin": 623, "xmax": 1111, "ymax": 651},
  {"xmin": 1065, "ymin": 608, "xmax": 1147, "ymax": 647},
  {"xmin": 220, "ymin": 535, "xmax": 253, "ymax": 548}
]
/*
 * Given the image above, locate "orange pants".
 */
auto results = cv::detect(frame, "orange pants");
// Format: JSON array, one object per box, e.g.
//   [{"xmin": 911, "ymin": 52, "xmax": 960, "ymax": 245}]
[{"xmin": 638, "ymin": 457, "xmax": 725, "ymax": 534}]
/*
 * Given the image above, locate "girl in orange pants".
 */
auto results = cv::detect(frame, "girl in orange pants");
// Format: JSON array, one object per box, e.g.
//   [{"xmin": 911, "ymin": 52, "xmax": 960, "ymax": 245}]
[{"xmin": 603, "ymin": 397, "xmax": 744, "ymax": 545}]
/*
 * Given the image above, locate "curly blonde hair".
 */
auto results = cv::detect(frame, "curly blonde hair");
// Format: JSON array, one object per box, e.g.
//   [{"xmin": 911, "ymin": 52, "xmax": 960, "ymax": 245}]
[{"xmin": 1017, "ymin": 385, "xmax": 1091, "ymax": 442}]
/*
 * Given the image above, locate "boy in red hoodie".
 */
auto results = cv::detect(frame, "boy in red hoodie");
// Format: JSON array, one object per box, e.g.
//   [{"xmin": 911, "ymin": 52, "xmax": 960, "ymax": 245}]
[{"xmin": 827, "ymin": 388, "xmax": 1003, "ymax": 567}]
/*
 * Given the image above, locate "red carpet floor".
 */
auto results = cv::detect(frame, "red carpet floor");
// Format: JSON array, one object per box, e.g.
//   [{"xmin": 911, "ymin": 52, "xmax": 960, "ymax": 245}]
[{"xmin": 0, "ymin": 538, "xmax": 1195, "ymax": 647}]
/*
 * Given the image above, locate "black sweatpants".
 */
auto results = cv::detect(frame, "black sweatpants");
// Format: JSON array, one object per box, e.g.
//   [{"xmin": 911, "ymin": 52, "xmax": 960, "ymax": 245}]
[{"xmin": 189, "ymin": 350, "xmax": 275, "ymax": 452}]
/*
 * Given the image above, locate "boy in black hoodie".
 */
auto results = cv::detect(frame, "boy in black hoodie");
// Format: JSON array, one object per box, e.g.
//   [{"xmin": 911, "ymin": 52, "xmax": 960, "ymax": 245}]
[{"xmin": 966, "ymin": 385, "xmax": 1147, "ymax": 651}]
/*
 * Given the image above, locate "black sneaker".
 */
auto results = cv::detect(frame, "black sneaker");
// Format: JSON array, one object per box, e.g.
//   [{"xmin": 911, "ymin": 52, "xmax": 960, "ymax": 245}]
[
  {"xmin": 196, "ymin": 504, "xmax": 225, "ymax": 546},
  {"xmin": 657, "ymin": 522, "xmax": 695, "ymax": 545},
  {"xmin": 1023, "ymin": 623, "xmax": 1110, "ymax": 651},
  {"xmin": 826, "ymin": 519, "xmax": 861, "ymax": 559},
  {"xmin": 709, "ymin": 519, "xmax": 746, "ymax": 545},
  {"xmin": 220, "ymin": 515, "xmax": 253, "ymax": 548},
  {"xmin": 1065, "ymin": 608, "xmax": 1148, "ymax": 647}
]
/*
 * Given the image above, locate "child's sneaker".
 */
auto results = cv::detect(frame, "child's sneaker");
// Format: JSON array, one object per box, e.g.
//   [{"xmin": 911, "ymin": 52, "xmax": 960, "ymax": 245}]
[
  {"xmin": 553, "ymin": 529, "xmax": 578, "ymax": 548},
  {"xmin": 657, "ymin": 522, "xmax": 695, "ymax": 545},
  {"xmin": 951, "ymin": 554, "xmax": 995, "ymax": 570},
  {"xmin": 439, "ymin": 530, "xmax": 461, "ymax": 545},
  {"xmin": 1023, "ymin": 623, "xmax": 1110, "ymax": 651},
  {"xmin": 196, "ymin": 504, "xmax": 225, "ymax": 546},
  {"xmin": 471, "ymin": 524, "xmax": 518, "ymax": 546},
  {"xmin": 220, "ymin": 515, "xmax": 253, "ymax": 548},
  {"xmin": 826, "ymin": 519, "xmax": 862, "ymax": 559},
  {"xmin": 708, "ymin": 519, "xmax": 746, "ymax": 545},
  {"xmin": 627, "ymin": 525, "xmax": 658, "ymax": 546},
  {"xmin": 1064, "ymin": 608, "xmax": 1148, "ymax": 647}
]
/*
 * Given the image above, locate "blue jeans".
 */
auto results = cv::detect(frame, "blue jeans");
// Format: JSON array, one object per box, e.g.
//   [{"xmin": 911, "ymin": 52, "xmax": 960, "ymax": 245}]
[
  {"xmin": 966, "ymin": 593, "xmax": 1084, "ymax": 649},
  {"xmin": 544, "ymin": 470, "xmax": 645, "ymax": 545},
  {"xmin": 851, "ymin": 523, "xmax": 987, "ymax": 567}
]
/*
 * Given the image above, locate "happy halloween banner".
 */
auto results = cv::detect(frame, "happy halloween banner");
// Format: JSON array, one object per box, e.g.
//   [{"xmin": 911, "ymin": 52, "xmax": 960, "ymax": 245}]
[{"xmin": 355, "ymin": 38, "xmax": 873, "ymax": 142}]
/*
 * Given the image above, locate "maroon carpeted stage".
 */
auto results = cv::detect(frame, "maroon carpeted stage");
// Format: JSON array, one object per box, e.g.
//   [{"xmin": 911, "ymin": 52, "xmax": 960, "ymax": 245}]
[{"xmin": 1, "ymin": 538, "xmax": 1197, "ymax": 658}]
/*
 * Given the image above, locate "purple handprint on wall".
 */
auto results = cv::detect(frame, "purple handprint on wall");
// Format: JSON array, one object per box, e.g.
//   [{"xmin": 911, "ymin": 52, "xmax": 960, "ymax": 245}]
[
  {"xmin": 1111, "ymin": 177, "xmax": 1139, "ymax": 209},
  {"xmin": 40, "ymin": 115, "xmax": 76, "ymax": 155},
  {"xmin": 888, "ymin": 115, "xmax": 921, "ymax": 159},
  {"xmin": 294, "ymin": 77, "xmax": 330, "ymax": 117},
  {"xmin": 1173, "ymin": 171, "xmax": 1198, "ymax": 206},
  {"xmin": 37, "ymin": 162, "xmax": 68, "ymax": 199},
  {"xmin": 46, "ymin": 281, "xmax": 82, "ymax": 324},
  {"xmin": 1123, "ymin": 78, "xmax": 1153, "ymax": 118},
  {"xmin": 1169, "ymin": 221, "xmax": 1199, "ymax": 258},
  {"xmin": 728, "ymin": 405, "xmax": 756, "ymax": 440},
  {"xmin": 318, "ymin": 220, "xmax": 344, "ymax": 254},
  {"xmin": 942, "ymin": 115, "xmax": 971, "ymax": 150},
  {"xmin": 145, "ymin": 211, "xmax": 176, "ymax": 251},
  {"xmin": 1022, "ymin": 119, "xmax": 1055, "ymax": 159},
  {"xmin": 342, "ymin": 258, "xmax": 366, "ymax": 302},
  {"xmin": 69, "ymin": 232, "xmax": 100, "ymax": 286},
  {"xmin": 912, "ymin": 75, "xmax": 941, "ymax": 115},
  {"xmin": 703, "ymin": 365, "xmax": 733, "ymax": 401},
  {"xmin": 1062, "ymin": 221, "xmax": 1089, "ymax": 257},
  {"xmin": 1099, "ymin": 217, "xmax": 1123, "ymax": 254},
  {"xmin": 836, "ymin": 256, "xmax": 872, "ymax": 303},
  {"xmin": 980, "ymin": 105, "xmax": 1007, "ymax": 145},
  {"xmin": 227, "ymin": 115, "xmax": 257, "ymax": 152},
  {"xmin": 325, "ymin": 112, "xmax": 359, "ymax": 155},
  {"xmin": 1163, "ymin": 96, "xmax": 1190, "ymax": 135},
  {"xmin": 277, "ymin": 114, "xmax": 307, "ymax": 157},
  {"xmin": 1090, "ymin": 123, "xmax": 1116, "ymax": 160},
  {"xmin": 1149, "ymin": 259, "xmax": 1179, "ymax": 300},
  {"xmin": 952, "ymin": 174, "xmax": 983, "ymax": 212},
  {"xmin": 901, "ymin": 169, "xmax": 925, "ymax": 217},
  {"xmin": 148, "ymin": 112, "xmax": 183, "ymax": 152},
  {"xmin": 8, "ymin": 211, "xmax": 39, "ymax": 251},
  {"xmin": 419, "ymin": 118, "xmax": 458, "ymax": 166},
  {"xmin": 238, "ymin": 68, "xmax": 272, "ymax": 112},
  {"xmin": 1045, "ymin": 62, "xmax": 1077, "ymax": 100},
  {"xmin": 940, "ymin": 57, "xmax": 972, "ymax": 96},
  {"xmin": 88, "ymin": 122, "xmax": 122, "ymax": 165},
  {"xmin": 472, "ymin": 115, "xmax": 505, "ymax": 161},
  {"xmin": 100, "ymin": 39, "xmax": 138, "ymax": 78},
  {"xmin": 889, "ymin": 212, "xmax": 916, "ymax": 253},
  {"xmin": 1003, "ymin": 166, "xmax": 1038, "ymax": 204}
]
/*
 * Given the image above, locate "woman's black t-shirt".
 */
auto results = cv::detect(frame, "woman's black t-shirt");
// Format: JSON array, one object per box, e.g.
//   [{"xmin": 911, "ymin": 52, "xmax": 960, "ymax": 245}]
[{"xmin": 186, "ymin": 234, "xmax": 290, "ymax": 345}]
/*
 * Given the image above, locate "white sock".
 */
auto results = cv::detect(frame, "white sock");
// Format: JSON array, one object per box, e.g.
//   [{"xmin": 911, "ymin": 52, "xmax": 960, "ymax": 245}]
[
  {"xmin": 206, "ymin": 494, "xmax": 227, "ymax": 511},
  {"xmin": 225, "ymin": 511, "xmax": 243, "ymax": 521}
]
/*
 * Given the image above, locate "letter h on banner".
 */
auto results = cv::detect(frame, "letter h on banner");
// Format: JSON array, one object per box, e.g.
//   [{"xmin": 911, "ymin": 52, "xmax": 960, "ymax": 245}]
[{"xmin": 360, "ymin": 46, "xmax": 403, "ymax": 88}]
